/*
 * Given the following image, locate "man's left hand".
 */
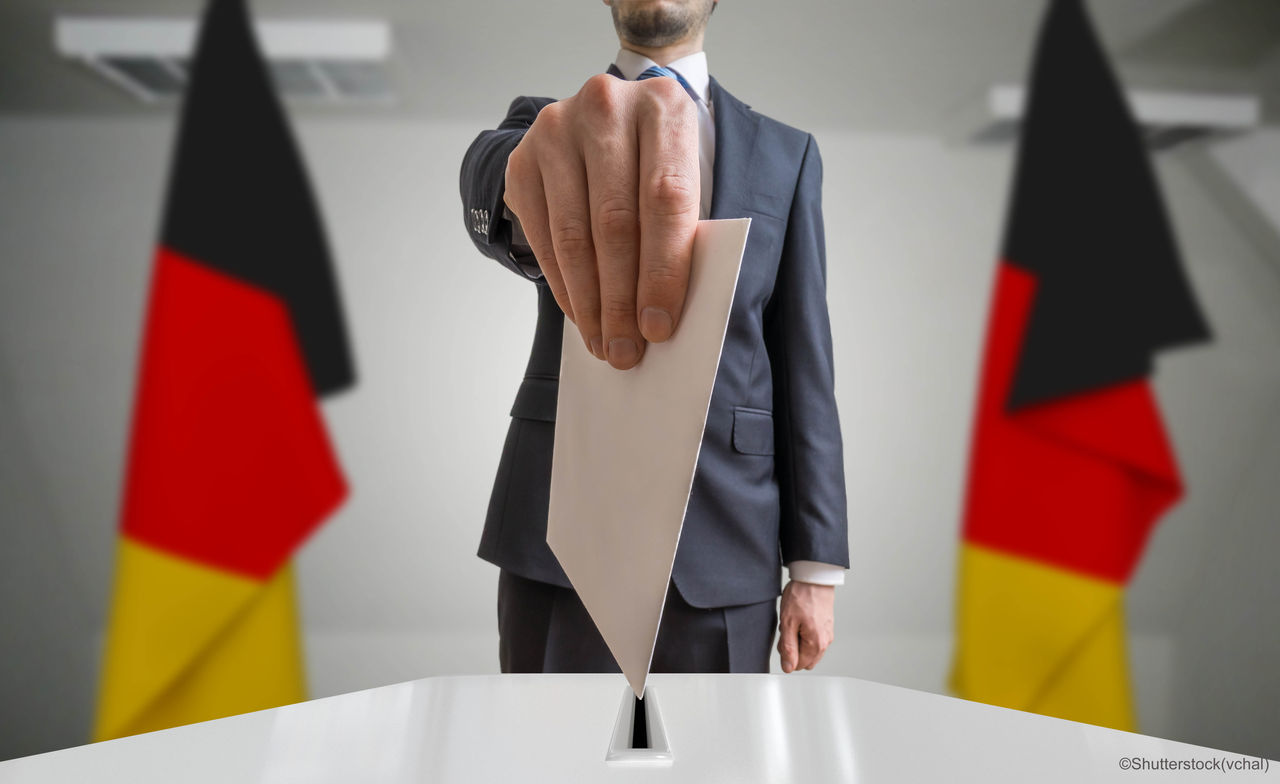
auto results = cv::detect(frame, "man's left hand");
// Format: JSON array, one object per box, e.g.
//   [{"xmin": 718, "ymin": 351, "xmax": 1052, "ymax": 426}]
[{"xmin": 777, "ymin": 580, "xmax": 835, "ymax": 673}]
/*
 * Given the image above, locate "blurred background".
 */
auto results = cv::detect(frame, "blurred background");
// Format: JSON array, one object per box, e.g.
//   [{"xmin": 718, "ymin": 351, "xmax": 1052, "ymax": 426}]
[{"xmin": 2, "ymin": 0, "xmax": 1278, "ymax": 763}]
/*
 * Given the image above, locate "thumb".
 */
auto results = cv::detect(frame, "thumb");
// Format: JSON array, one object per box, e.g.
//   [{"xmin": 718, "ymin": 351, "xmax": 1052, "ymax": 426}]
[{"xmin": 778, "ymin": 626, "xmax": 799, "ymax": 673}]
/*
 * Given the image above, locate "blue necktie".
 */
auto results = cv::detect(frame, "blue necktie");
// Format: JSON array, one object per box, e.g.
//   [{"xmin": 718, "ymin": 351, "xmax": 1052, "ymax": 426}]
[{"xmin": 608, "ymin": 63, "xmax": 700, "ymax": 104}]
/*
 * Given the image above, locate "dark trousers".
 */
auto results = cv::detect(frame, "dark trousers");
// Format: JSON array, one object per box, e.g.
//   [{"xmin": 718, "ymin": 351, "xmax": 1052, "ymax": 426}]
[{"xmin": 497, "ymin": 569, "xmax": 777, "ymax": 674}]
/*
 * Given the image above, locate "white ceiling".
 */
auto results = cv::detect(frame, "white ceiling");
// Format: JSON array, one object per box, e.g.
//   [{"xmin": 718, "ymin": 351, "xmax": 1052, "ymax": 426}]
[{"xmin": 1, "ymin": 0, "xmax": 1277, "ymax": 132}]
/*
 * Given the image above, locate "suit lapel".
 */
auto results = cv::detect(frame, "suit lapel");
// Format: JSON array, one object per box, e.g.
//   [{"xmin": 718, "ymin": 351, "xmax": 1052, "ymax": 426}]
[{"xmin": 708, "ymin": 76, "xmax": 761, "ymax": 221}]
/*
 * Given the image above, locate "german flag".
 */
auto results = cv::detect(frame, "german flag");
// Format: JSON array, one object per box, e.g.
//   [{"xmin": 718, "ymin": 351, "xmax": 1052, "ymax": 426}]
[
  {"xmin": 950, "ymin": 0, "xmax": 1210, "ymax": 730},
  {"xmin": 95, "ymin": 0, "xmax": 354, "ymax": 740}
]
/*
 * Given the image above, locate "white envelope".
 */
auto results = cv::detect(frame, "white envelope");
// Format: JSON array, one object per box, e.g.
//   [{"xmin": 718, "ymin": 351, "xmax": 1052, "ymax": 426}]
[{"xmin": 547, "ymin": 218, "xmax": 751, "ymax": 698}]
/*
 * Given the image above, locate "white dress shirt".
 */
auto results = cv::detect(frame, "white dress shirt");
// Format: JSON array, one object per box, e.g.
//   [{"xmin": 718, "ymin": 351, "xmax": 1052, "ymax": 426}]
[{"xmin": 509, "ymin": 50, "xmax": 847, "ymax": 588}]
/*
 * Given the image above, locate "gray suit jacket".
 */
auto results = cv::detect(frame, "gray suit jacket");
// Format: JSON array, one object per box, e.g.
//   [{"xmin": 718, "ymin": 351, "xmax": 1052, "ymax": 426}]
[{"xmin": 460, "ymin": 76, "xmax": 849, "ymax": 608}]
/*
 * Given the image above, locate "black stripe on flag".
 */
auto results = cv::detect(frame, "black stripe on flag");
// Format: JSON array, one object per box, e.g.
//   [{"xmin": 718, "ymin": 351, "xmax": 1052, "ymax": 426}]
[
  {"xmin": 160, "ymin": 0, "xmax": 355, "ymax": 396},
  {"xmin": 1001, "ymin": 0, "xmax": 1210, "ymax": 410}
]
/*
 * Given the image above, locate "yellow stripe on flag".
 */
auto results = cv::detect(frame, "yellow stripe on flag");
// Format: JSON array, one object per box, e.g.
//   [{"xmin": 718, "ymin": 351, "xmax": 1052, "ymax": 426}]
[
  {"xmin": 94, "ymin": 539, "xmax": 306, "ymax": 740},
  {"xmin": 950, "ymin": 543, "xmax": 1135, "ymax": 731}
]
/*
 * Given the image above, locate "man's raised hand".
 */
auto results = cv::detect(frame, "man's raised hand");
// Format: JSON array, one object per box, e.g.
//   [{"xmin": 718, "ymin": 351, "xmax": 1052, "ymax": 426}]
[{"xmin": 503, "ymin": 73, "xmax": 700, "ymax": 370}]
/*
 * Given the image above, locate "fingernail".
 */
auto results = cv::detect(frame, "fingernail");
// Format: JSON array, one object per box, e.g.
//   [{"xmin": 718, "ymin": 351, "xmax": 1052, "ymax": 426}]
[
  {"xmin": 608, "ymin": 338, "xmax": 639, "ymax": 367},
  {"xmin": 589, "ymin": 336, "xmax": 603, "ymax": 359},
  {"xmin": 640, "ymin": 307, "xmax": 673, "ymax": 342}
]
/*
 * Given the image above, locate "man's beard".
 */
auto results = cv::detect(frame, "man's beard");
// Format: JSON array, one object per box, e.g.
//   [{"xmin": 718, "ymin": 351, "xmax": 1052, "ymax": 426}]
[{"xmin": 611, "ymin": 0, "xmax": 715, "ymax": 48}]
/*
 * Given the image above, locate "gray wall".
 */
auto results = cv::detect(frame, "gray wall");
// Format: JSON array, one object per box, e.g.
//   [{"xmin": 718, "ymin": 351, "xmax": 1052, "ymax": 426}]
[
  {"xmin": 2, "ymin": 112, "xmax": 1278, "ymax": 762},
  {"xmin": 1162, "ymin": 131, "xmax": 1280, "ymax": 759}
]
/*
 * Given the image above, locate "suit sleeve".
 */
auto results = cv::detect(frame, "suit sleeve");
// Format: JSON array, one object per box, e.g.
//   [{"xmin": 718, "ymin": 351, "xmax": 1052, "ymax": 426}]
[
  {"xmin": 459, "ymin": 95, "xmax": 556, "ymax": 280},
  {"xmin": 765, "ymin": 133, "xmax": 851, "ymax": 569}
]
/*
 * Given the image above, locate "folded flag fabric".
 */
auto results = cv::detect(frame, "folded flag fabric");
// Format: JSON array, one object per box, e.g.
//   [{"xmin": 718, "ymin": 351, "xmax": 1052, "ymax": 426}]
[
  {"xmin": 950, "ymin": 0, "xmax": 1211, "ymax": 731},
  {"xmin": 95, "ymin": 0, "xmax": 355, "ymax": 740}
]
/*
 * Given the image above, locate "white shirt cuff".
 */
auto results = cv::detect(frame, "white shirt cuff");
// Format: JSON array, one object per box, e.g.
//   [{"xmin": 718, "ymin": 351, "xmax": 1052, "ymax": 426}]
[{"xmin": 786, "ymin": 561, "xmax": 846, "ymax": 586}]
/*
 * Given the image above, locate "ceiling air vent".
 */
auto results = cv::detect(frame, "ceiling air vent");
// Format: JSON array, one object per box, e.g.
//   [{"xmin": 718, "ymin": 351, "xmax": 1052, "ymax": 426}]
[
  {"xmin": 956, "ymin": 85, "xmax": 1261, "ymax": 152},
  {"xmin": 54, "ymin": 17, "xmax": 394, "ymax": 104}
]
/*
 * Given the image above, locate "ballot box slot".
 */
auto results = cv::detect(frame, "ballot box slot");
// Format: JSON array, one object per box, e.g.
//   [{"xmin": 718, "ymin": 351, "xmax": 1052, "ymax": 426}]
[
  {"xmin": 606, "ymin": 686, "xmax": 672, "ymax": 767},
  {"xmin": 631, "ymin": 696, "xmax": 649, "ymax": 749}
]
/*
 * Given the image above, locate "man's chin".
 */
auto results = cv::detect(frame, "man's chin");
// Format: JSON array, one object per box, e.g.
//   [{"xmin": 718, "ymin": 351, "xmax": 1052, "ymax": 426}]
[{"xmin": 612, "ymin": 0, "xmax": 710, "ymax": 48}]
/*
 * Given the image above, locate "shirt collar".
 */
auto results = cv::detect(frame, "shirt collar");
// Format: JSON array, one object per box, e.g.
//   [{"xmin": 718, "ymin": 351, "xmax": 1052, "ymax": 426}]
[{"xmin": 613, "ymin": 48, "xmax": 710, "ymax": 104}]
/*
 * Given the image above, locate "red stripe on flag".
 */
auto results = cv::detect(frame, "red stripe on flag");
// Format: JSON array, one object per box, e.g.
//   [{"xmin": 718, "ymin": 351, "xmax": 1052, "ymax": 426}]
[
  {"xmin": 962, "ymin": 262, "xmax": 1183, "ymax": 583},
  {"xmin": 121, "ymin": 247, "xmax": 347, "ymax": 579}
]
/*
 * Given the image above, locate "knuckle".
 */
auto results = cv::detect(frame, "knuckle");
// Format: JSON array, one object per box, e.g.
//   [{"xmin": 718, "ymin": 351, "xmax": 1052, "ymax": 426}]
[
  {"xmin": 575, "ymin": 301, "xmax": 602, "ymax": 327},
  {"xmin": 503, "ymin": 190, "xmax": 529, "ymax": 221},
  {"xmin": 580, "ymin": 81, "xmax": 621, "ymax": 120},
  {"xmin": 504, "ymin": 162, "xmax": 530, "ymax": 203},
  {"xmin": 533, "ymin": 102, "xmax": 565, "ymax": 134},
  {"xmin": 643, "ymin": 77, "xmax": 685, "ymax": 105},
  {"xmin": 677, "ymin": 98, "xmax": 697, "ymax": 125},
  {"xmin": 505, "ymin": 146, "xmax": 527, "ymax": 178},
  {"xmin": 599, "ymin": 283, "xmax": 632, "ymax": 309},
  {"xmin": 600, "ymin": 292, "xmax": 635, "ymax": 321},
  {"xmin": 645, "ymin": 168, "xmax": 697, "ymax": 213},
  {"xmin": 553, "ymin": 219, "xmax": 593, "ymax": 259},
  {"xmin": 541, "ymin": 99, "xmax": 565, "ymax": 120},
  {"xmin": 595, "ymin": 199, "xmax": 638, "ymax": 239},
  {"xmin": 643, "ymin": 259, "xmax": 684, "ymax": 288},
  {"xmin": 580, "ymin": 73, "xmax": 618, "ymax": 105}
]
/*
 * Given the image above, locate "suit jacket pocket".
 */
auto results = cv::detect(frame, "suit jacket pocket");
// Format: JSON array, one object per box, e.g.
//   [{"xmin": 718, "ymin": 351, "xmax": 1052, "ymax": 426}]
[{"xmin": 732, "ymin": 407, "xmax": 775, "ymax": 456}]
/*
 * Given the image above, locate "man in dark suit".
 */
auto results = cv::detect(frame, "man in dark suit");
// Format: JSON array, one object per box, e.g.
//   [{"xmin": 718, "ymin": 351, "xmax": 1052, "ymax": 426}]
[{"xmin": 460, "ymin": 0, "xmax": 848, "ymax": 676}]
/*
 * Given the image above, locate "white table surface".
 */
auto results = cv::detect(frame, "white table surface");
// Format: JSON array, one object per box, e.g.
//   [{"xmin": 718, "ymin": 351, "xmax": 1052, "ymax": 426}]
[{"xmin": 1, "ymin": 674, "xmax": 1273, "ymax": 783}]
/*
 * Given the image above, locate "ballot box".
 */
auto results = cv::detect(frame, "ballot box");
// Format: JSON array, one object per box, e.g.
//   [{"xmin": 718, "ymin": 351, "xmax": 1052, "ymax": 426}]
[{"xmin": 1, "ymin": 674, "xmax": 1273, "ymax": 783}]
